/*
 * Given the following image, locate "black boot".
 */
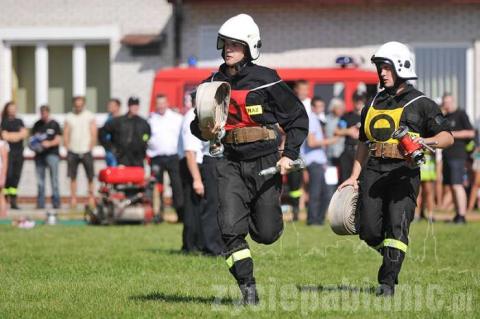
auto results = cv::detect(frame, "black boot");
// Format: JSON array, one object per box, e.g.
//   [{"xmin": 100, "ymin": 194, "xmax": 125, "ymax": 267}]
[
  {"xmin": 375, "ymin": 283, "xmax": 394, "ymax": 297},
  {"xmin": 239, "ymin": 283, "xmax": 259, "ymax": 305},
  {"xmin": 10, "ymin": 195, "xmax": 20, "ymax": 210},
  {"xmin": 378, "ymin": 246, "xmax": 405, "ymax": 292}
]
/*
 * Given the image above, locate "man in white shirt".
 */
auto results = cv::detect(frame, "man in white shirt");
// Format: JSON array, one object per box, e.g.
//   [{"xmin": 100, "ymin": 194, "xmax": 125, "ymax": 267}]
[
  {"xmin": 294, "ymin": 80, "xmax": 312, "ymax": 113},
  {"xmin": 179, "ymin": 107, "xmax": 224, "ymax": 255},
  {"xmin": 148, "ymin": 94, "xmax": 184, "ymax": 222},
  {"xmin": 64, "ymin": 96, "xmax": 97, "ymax": 208}
]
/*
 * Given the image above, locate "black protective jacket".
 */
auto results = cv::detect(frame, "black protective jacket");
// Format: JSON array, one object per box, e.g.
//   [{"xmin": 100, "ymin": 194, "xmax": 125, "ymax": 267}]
[
  {"xmin": 191, "ymin": 62, "xmax": 308, "ymax": 161},
  {"xmin": 100, "ymin": 114, "xmax": 151, "ymax": 166}
]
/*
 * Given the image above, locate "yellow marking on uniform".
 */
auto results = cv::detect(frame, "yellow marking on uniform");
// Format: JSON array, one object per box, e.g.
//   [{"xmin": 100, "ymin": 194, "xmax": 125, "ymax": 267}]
[
  {"xmin": 373, "ymin": 119, "xmax": 391, "ymax": 129},
  {"xmin": 246, "ymin": 105, "xmax": 263, "ymax": 115}
]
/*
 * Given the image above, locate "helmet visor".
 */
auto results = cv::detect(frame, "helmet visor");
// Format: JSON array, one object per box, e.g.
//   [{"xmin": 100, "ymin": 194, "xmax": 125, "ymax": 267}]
[{"xmin": 217, "ymin": 34, "xmax": 247, "ymax": 50}]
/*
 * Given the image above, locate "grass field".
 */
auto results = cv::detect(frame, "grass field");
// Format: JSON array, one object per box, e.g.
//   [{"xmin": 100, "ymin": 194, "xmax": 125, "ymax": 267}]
[{"xmin": 1, "ymin": 219, "xmax": 479, "ymax": 318}]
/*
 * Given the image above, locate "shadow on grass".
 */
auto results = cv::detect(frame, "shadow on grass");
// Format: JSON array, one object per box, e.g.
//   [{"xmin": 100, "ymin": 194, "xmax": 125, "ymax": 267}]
[
  {"xmin": 143, "ymin": 248, "xmax": 223, "ymax": 258},
  {"xmin": 130, "ymin": 292, "xmax": 236, "ymax": 305},
  {"xmin": 297, "ymin": 284, "xmax": 376, "ymax": 294}
]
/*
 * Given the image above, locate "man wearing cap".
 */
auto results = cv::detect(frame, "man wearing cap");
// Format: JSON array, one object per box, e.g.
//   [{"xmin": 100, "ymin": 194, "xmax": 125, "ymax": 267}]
[
  {"xmin": 100, "ymin": 96, "xmax": 151, "ymax": 167},
  {"xmin": 339, "ymin": 42, "xmax": 453, "ymax": 296}
]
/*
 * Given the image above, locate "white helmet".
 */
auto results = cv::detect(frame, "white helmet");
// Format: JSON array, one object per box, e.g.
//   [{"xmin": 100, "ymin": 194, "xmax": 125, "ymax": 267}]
[
  {"xmin": 217, "ymin": 14, "xmax": 262, "ymax": 60},
  {"xmin": 371, "ymin": 41, "xmax": 417, "ymax": 80}
]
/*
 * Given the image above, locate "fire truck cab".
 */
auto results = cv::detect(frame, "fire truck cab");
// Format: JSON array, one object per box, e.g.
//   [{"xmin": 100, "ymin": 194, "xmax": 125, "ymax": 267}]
[{"xmin": 150, "ymin": 67, "xmax": 379, "ymax": 113}]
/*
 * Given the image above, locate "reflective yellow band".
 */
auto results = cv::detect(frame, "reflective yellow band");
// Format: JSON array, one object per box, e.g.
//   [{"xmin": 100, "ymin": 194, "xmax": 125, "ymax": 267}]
[
  {"xmin": 226, "ymin": 248, "xmax": 252, "ymax": 268},
  {"xmin": 289, "ymin": 189, "xmax": 303, "ymax": 198},
  {"xmin": 5, "ymin": 187, "xmax": 17, "ymax": 195},
  {"xmin": 383, "ymin": 239, "xmax": 408, "ymax": 253}
]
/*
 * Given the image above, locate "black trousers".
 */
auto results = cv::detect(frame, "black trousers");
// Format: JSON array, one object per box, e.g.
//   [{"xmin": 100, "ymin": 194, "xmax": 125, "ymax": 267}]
[
  {"xmin": 6, "ymin": 150, "xmax": 24, "ymax": 196},
  {"xmin": 217, "ymin": 152, "xmax": 283, "ymax": 285},
  {"xmin": 358, "ymin": 165, "xmax": 420, "ymax": 287},
  {"xmin": 339, "ymin": 145, "xmax": 357, "ymax": 184},
  {"xmin": 200, "ymin": 156, "xmax": 225, "ymax": 255},
  {"xmin": 180, "ymin": 157, "xmax": 225, "ymax": 255},
  {"xmin": 151, "ymin": 155, "xmax": 184, "ymax": 220},
  {"xmin": 180, "ymin": 158, "xmax": 201, "ymax": 252}
]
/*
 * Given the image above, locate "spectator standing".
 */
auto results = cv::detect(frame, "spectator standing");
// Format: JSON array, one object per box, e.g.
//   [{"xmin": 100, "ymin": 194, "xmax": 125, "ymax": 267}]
[
  {"xmin": 64, "ymin": 96, "xmax": 97, "ymax": 208},
  {"xmin": 302, "ymin": 99, "xmax": 338, "ymax": 225},
  {"xmin": 180, "ymin": 107, "xmax": 224, "ymax": 255},
  {"xmin": 442, "ymin": 93, "xmax": 475, "ymax": 224},
  {"xmin": 103, "ymin": 98, "xmax": 122, "ymax": 167},
  {"xmin": 100, "ymin": 97, "xmax": 150, "ymax": 167},
  {"xmin": 147, "ymin": 94, "xmax": 184, "ymax": 222},
  {"xmin": 416, "ymin": 149, "xmax": 436, "ymax": 221},
  {"xmin": 468, "ymin": 119, "xmax": 480, "ymax": 212},
  {"xmin": 1, "ymin": 101, "xmax": 28, "ymax": 209},
  {"xmin": 335, "ymin": 92, "xmax": 366, "ymax": 184},
  {"xmin": 325, "ymin": 98, "xmax": 345, "ymax": 167},
  {"xmin": 287, "ymin": 81, "xmax": 312, "ymax": 220},
  {"xmin": 30, "ymin": 105, "xmax": 62, "ymax": 209},
  {"xmin": 0, "ymin": 136, "xmax": 8, "ymax": 217}
]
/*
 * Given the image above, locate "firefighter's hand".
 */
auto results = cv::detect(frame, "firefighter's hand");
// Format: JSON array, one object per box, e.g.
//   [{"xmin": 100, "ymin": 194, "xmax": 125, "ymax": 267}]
[
  {"xmin": 412, "ymin": 137, "xmax": 425, "ymax": 145},
  {"xmin": 338, "ymin": 176, "xmax": 359, "ymax": 191},
  {"xmin": 200, "ymin": 123, "xmax": 221, "ymax": 141},
  {"xmin": 276, "ymin": 156, "xmax": 293, "ymax": 175},
  {"xmin": 193, "ymin": 179, "xmax": 204, "ymax": 197}
]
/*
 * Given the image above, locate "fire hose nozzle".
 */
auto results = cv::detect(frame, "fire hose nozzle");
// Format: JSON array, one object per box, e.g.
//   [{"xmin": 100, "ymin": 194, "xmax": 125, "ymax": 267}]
[{"xmin": 391, "ymin": 126, "xmax": 425, "ymax": 166}]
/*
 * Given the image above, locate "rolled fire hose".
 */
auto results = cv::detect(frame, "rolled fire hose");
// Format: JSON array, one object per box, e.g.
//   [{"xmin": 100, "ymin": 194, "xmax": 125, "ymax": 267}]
[
  {"xmin": 327, "ymin": 185, "xmax": 359, "ymax": 235},
  {"xmin": 195, "ymin": 81, "xmax": 231, "ymax": 156}
]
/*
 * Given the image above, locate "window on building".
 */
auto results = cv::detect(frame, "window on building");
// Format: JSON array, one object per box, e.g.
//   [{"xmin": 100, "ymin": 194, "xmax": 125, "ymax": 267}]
[
  {"xmin": 49, "ymin": 46, "xmax": 73, "ymax": 114},
  {"xmin": 10, "ymin": 43, "xmax": 110, "ymax": 114},
  {"xmin": 11, "ymin": 46, "xmax": 36, "ymax": 113},
  {"xmin": 86, "ymin": 45, "xmax": 110, "ymax": 113},
  {"xmin": 414, "ymin": 45, "xmax": 469, "ymax": 108}
]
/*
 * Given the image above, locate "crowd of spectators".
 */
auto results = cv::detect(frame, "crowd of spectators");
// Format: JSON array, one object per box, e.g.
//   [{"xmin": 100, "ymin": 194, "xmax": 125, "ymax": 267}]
[{"xmin": 0, "ymin": 82, "xmax": 477, "ymax": 228}]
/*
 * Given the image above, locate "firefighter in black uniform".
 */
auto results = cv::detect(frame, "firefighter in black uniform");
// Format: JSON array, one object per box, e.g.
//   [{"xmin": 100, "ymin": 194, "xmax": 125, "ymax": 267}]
[
  {"xmin": 100, "ymin": 96, "xmax": 151, "ymax": 167},
  {"xmin": 339, "ymin": 41, "xmax": 453, "ymax": 296},
  {"xmin": 191, "ymin": 14, "xmax": 308, "ymax": 304}
]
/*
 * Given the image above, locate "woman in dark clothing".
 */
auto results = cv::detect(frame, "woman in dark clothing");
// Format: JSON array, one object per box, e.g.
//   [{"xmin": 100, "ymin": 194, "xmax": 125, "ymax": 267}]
[{"xmin": 1, "ymin": 102, "xmax": 28, "ymax": 209}]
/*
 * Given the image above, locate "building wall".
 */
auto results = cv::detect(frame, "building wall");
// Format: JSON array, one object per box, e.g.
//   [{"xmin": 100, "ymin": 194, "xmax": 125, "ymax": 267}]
[
  {"xmin": 182, "ymin": 3, "xmax": 480, "ymax": 67},
  {"xmin": 182, "ymin": 2, "xmax": 480, "ymax": 119},
  {"xmin": 0, "ymin": 0, "xmax": 174, "ymax": 115}
]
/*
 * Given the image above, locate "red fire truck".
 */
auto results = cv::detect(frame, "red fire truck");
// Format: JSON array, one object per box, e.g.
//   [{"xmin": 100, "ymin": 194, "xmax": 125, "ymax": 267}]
[{"xmin": 150, "ymin": 66, "xmax": 379, "ymax": 113}]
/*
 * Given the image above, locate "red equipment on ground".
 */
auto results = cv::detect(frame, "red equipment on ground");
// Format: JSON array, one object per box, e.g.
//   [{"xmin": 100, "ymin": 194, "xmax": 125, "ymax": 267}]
[{"xmin": 86, "ymin": 166, "xmax": 156, "ymax": 225}]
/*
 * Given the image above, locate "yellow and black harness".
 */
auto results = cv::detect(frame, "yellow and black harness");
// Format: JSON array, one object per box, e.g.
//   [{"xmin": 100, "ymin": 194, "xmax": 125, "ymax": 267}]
[{"xmin": 364, "ymin": 92, "xmax": 425, "ymax": 159}]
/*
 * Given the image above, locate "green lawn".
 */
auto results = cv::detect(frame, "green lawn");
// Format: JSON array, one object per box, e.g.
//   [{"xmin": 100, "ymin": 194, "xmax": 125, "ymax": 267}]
[{"xmin": 0, "ymin": 220, "xmax": 478, "ymax": 318}]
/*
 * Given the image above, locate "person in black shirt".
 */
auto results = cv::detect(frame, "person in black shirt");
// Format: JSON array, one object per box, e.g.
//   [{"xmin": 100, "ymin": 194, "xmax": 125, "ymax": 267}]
[
  {"xmin": 100, "ymin": 97, "xmax": 151, "ymax": 167},
  {"xmin": 339, "ymin": 42, "xmax": 453, "ymax": 297},
  {"xmin": 441, "ymin": 93, "xmax": 475, "ymax": 224},
  {"xmin": 1, "ymin": 101, "xmax": 28, "ymax": 209},
  {"xmin": 30, "ymin": 105, "xmax": 62, "ymax": 209},
  {"xmin": 335, "ymin": 91, "xmax": 366, "ymax": 183},
  {"xmin": 190, "ymin": 14, "xmax": 308, "ymax": 305}
]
